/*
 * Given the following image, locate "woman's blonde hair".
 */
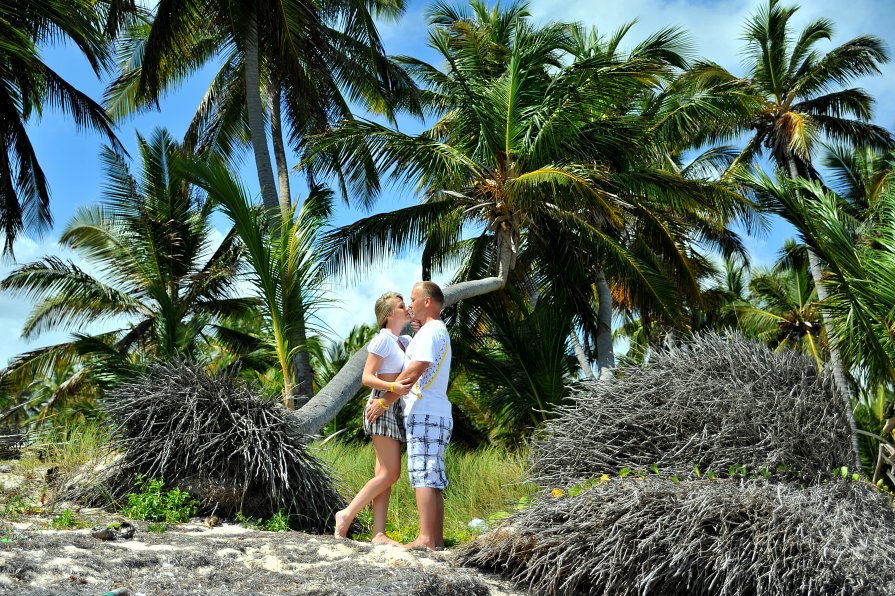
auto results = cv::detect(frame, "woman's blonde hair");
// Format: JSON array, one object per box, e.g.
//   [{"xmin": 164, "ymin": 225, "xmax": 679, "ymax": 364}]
[{"xmin": 374, "ymin": 292, "xmax": 403, "ymax": 328}]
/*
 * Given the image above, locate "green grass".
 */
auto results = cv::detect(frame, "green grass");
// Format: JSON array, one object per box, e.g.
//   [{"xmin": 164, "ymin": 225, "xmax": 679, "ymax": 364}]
[
  {"xmin": 314, "ymin": 440, "xmax": 535, "ymax": 545},
  {"xmin": 18, "ymin": 421, "xmax": 112, "ymax": 479}
]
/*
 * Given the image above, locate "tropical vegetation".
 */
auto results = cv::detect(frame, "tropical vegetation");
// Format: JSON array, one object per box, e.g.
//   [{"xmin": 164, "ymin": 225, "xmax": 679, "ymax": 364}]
[{"xmin": 2, "ymin": 0, "xmax": 895, "ymax": 541}]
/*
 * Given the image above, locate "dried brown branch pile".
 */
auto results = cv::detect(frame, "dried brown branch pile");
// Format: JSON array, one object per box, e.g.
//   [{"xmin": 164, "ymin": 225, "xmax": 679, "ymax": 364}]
[
  {"xmin": 457, "ymin": 478, "xmax": 895, "ymax": 595},
  {"xmin": 531, "ymin": 333, "xmax": 853, "ymax": 487},
  {"xmin": 67, "ymin": 362, "xmax": 346, "ymax": 532}
]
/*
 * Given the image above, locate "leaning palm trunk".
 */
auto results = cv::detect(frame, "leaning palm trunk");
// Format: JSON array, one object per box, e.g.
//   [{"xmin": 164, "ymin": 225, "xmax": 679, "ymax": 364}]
[
  {"xmin": 786, "ymin": 159, "xmax": 861, "ymax": 472},
  {"xmin": 244, "ymin": 12, "xmax": 279, "ymax": 213},
  {"xmin": 595, "ymin": 269, "xmax": 614, "ymax": 380},
  {"xmin": 292, "ymin": 230, "xmax": 515, "ymax": 435}
]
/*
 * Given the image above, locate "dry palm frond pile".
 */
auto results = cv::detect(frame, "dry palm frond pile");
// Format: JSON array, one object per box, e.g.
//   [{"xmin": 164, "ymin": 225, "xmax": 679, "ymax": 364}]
[
  {"xmin": 458, "ymin": 333, "xmax": 895, "ymax": 595},
  {"xmin": 457, "ymin": 477, "xmax": 895, "ymax": 595},
  {"xmin": 532, "ymin": 333, "xmax": 853, "ymax": 487},
  {"xmin": 64, "ymin": 362, "xmax": 345, "ymax": 533}
]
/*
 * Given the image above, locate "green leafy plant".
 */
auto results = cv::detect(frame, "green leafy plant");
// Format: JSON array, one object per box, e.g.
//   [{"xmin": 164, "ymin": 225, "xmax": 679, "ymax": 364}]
[
  {"xmin": 236, "ymin": 510, "xmax": 292, "ymax": 532},
  {"xmin": 50, "ymin": 508, "xmax": 85, "ymax": 529},
  {"xmin": 263, "ymin": 511, "xmax": 289, "ymax": 532},
  {"xmin": 122, "ymin": 475, "xmax": 198, "ymax": 524},
  {"xmin": 147, "ymin": 522, "xmax": 167, "ymax": 533},
  {"xmin": 2, "ymin": 493, "xmax": 36, "ymax": 518},
  {"xmin": 235, "ymin": 511, "xmax": 261, "ymax": 529}
]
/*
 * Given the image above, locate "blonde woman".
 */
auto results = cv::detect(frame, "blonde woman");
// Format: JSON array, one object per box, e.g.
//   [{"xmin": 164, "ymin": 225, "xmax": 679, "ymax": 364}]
[{"xmin": 334, "ymin": 292, "xmax": 413, "ymax": 543}]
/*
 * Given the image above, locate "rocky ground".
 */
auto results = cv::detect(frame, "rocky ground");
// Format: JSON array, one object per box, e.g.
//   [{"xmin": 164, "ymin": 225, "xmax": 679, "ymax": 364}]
[{"xmin": 0, "ymin": 464, "xmax": 525, "ymax": 596}]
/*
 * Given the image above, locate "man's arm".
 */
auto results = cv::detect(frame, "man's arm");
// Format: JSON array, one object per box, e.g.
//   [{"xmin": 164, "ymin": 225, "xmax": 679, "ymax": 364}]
[
  {"xmin": 366, "ymin": 359, "xmax": 431, "ymax": 422},
  {"xmin": 380, "ymin": 360, "xmax": 430, "ymax": 406}
]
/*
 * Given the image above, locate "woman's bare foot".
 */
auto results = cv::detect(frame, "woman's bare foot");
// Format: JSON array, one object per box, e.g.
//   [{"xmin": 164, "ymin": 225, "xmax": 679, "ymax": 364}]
[
  {"xmin": 333, "ymin": 509, "xmax": 351, "ymax": 538},
  {"xmin": 371, "ymin": 532, "xmax": 400, "ymax": 546}
]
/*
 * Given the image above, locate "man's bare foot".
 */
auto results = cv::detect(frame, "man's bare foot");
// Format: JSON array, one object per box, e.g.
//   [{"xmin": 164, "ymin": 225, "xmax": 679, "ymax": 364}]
[
  {"xmin": 333, "ymin": 509, "xmax": 351, "ymax": 538},
  {"xmin": 371, "ymin": 532, "xmax": 400, "ymax": 546},
  {"xmin": 403, "ymin": 538, "xmax": 436, "ymax": 551}
]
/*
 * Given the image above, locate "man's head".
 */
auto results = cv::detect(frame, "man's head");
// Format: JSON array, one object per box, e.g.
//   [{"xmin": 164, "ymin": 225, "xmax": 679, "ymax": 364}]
[{"xmin": 409, "ymin": 281, "xmax": 444, "ymax": 321}]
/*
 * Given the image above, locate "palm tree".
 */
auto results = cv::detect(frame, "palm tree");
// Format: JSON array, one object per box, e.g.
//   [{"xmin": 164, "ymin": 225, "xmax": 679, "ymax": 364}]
[
  {"xmin": 453, "ymin": 291, "xmax": 577, "ymax": 441},
  {"xmin": 105, "ymin": 0, "xmax": 418, "ymax": 403},
  {"xmin": 0, "ymin": 0, "xmax": 123, "ymax": 253},
  {"xmin": 788, "ymin": 181, "xmax": 895, "ymax": 393},
  {"xmin": 0, "ymin": 129, "xmax": 256, "ymax": 407},
  {"xmin": 698, "ymin": 0, "xmax": 892, "ymax": 399},
  {"xmin": 795, "ymin": 179, "xmax": 895, "ymax": 477},
  {"xmin": 183, "ymin": 155, "xmax": 334, "ymax": 408},
  {"xmin": 822, "ymin": 144, "xmax": 895, "ymax": 215},
  {"xmin": 300, "ymin": 1, "xmax": 751, "ymax": 427},
  {"xmin": 737, "ymin": 253, "xmax": 825, "ymax": 366},
  {"xmin": 105, "ymin": 0, "xmax": 414, "ymax": 211},
  {"xmin": 740, "ymin": 170, "xmax": 895, "ymax": 470}
]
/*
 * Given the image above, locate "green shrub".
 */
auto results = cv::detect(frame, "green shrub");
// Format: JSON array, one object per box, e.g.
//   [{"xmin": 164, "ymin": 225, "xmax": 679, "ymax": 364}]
[
  {"xmin": 122, "ymin": 475, "xmax": 197, "ymax": 524},
  {"xmin": 1, "ymin": 493, "xmax": 36, "ymax": 518},
  {"xmin": 263, "ymin": 510, "xmax": 289, "ymax": 532},
  {"xmin": 50, "ymin": 508, "xmax": 86, "ymax": 529},
  {"xmin": 235, "ymin": 509, "xmax": 291, "ymax": 532}
]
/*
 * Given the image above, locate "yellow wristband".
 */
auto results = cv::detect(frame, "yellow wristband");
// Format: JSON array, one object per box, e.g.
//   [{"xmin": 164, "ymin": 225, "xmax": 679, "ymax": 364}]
[
  {"xmin": 377, "ymin": 398, "xmax": 388, "ymax": 409},
  {"xmin": 389, "ymin": 382, "xmax": 395, "ymax": 393}
]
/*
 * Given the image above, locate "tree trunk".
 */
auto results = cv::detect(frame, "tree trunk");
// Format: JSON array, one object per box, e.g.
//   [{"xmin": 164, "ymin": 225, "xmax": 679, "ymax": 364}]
[
  {"xmin": 570, "ymin": 331, "xmax": 595, "ymax": 379},
  {"xmin": 269, "ymin": 86, "xmax": 292, "ymax": 214},
  {"xmin": 595, "ymin": 269, "xmax": 614, "ymax": 380},
  {"xmin": 785, "ymin": 158, "xmax": 861, "ymax": 472},
  {"xmin": 292, "ymin": 230, "xmax": 515, "ymax": 435},
  {"xmin": 290, "ymin": 304, "xmax": 315, "ymax": 408},
  {"xmin": 268, "ymin": 84, "xmax": 316, "ymax": 405},
  {"xmin": 244, "ymin": 12, "xmax": 279, "ymax": 213}
]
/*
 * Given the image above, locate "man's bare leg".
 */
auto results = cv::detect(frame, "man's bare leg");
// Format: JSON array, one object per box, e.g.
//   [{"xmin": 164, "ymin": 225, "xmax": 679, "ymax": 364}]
[
  {"xmin": 435, "ymin": 490, "xmax": 445, "ymax": 548},
  {"xmin": 404, "ymin": 487, "xmax": 443, "ymax": 550}
]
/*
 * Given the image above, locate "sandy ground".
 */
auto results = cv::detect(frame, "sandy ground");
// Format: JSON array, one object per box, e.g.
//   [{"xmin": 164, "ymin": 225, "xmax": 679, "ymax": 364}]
[{"xmin": 0, "ymin": 516, "xmax": 525, "ymax": 595}]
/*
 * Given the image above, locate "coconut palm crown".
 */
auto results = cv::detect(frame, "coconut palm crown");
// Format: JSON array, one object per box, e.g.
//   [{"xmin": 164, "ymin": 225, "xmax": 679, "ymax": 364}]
[
  {"xmin": 707, "ymin": 0, "xmax": 893, "ymax": 177},
  {"xmin": 312, "ymin": 0, "xmax": 752, "ymax": 337}
]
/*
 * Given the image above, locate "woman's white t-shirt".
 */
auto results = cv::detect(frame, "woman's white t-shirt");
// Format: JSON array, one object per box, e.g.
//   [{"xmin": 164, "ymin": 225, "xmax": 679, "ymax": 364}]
[{"xmin": 367, "ymin": 328, "xmax": 411, "ymax": 375}]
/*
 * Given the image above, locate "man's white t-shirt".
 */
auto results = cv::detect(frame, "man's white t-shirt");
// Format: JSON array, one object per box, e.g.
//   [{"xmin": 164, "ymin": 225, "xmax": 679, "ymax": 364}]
[{"xmin": 401, "ymin": 320, "xmax": 452, "ymax": 419}]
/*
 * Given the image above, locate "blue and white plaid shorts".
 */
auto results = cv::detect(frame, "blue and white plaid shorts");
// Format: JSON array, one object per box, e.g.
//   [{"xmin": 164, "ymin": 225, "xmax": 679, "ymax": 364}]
[{"xmin": 405, "ymin": 414, "xmax": 452, "ymax": 490}]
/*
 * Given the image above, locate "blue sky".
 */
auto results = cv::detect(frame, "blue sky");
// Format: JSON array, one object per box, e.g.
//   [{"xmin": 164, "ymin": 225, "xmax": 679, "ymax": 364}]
[{"xmin": 2, "ymin": 0, "xmax": 894, "ymax": 367}]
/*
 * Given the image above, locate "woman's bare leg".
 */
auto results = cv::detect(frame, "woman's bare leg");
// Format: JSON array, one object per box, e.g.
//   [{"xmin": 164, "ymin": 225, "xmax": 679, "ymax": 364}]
[
  {"xmin": 334, "ymin": 435, "xmax": 402, "ymax": 539},
  {"xmin": 370, "ymin": 437, "xmax": 402, "ymax": 545}
]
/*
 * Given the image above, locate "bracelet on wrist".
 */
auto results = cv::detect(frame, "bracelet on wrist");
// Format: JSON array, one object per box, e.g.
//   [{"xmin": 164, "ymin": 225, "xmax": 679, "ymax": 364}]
[
  {"xmin": 377, "ymin": 398, "xmax": 388, "ymax": 409},
  {"xmin": 389, "ymin": 381, "xmax": 395, "ymax": 393}
]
